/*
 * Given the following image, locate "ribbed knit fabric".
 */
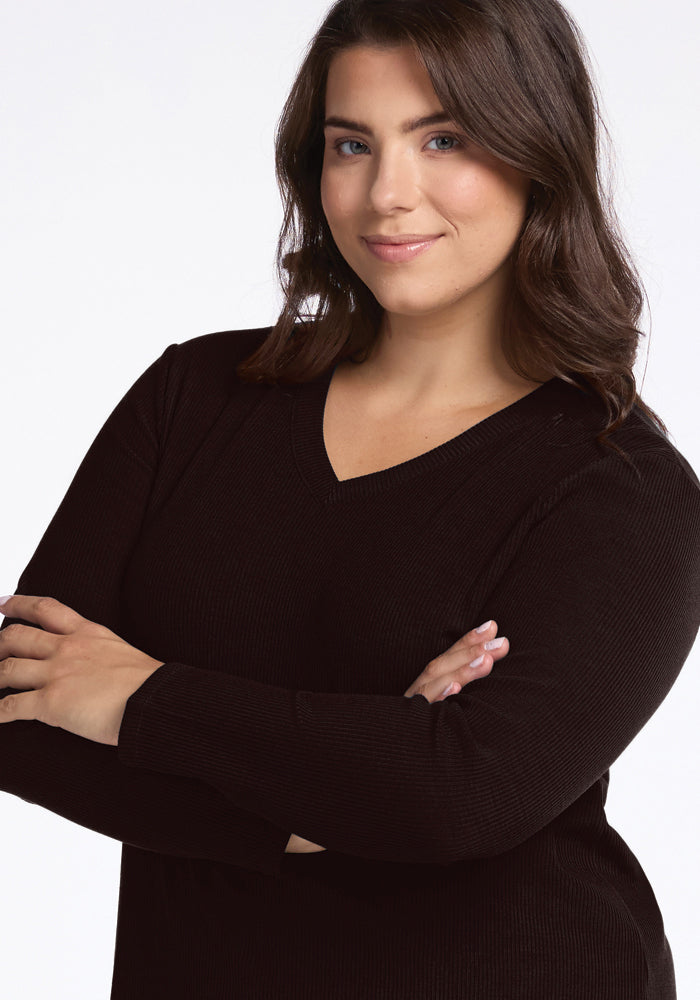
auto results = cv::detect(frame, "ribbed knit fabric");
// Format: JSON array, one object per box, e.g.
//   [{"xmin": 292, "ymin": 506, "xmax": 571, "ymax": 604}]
[{"xmin": 2, "ymin": 326, "xmax": 699, "ymax": 999}]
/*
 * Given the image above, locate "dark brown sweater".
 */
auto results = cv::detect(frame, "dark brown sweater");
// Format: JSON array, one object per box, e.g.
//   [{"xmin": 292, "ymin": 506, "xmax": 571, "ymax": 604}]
[{"xmin": 2, "ymin": 327, "xmax": 699, "ymax": 999}]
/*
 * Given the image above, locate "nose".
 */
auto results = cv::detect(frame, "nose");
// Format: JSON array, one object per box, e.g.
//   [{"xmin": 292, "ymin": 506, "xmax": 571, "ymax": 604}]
[{"xmin": 367, "ymin": 146, "xmax": 421, "ymax": 214}]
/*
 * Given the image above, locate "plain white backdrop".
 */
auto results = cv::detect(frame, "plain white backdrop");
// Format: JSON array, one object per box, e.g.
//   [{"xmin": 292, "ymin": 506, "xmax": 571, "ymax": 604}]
[{"xmin": 2, "ymin": 1, "xmax": 698, "ymax": 996}]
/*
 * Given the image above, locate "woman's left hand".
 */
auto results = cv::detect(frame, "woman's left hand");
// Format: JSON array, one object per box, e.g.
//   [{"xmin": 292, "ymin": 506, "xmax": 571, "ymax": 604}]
[{"xmin": 0, "ymin": 595, "xmax": 165, "ymax": 747}]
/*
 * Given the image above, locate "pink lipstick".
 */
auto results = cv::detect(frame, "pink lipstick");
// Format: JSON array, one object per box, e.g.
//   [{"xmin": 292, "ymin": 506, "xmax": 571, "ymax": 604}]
[{"xmin": 362, "ymin": 235, "xmax": 442, "ymax": 263}]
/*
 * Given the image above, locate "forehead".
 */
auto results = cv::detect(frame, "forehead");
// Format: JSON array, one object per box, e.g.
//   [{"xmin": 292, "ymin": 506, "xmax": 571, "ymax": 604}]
[{"xmin": 324, "ymin": 44, "xmax": 441, "ymax": 113}]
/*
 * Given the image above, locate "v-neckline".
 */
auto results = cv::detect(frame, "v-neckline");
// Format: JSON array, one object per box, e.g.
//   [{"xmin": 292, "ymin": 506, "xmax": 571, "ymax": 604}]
[{"xmin": 291, "ymin": 365, "xmax": 571, "ymax": 503}]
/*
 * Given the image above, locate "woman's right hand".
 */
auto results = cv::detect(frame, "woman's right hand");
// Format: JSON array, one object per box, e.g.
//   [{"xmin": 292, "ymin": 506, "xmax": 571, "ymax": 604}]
[{"xmin": 403, "ymin": 619, "xmax": 509, "ymax": 702}]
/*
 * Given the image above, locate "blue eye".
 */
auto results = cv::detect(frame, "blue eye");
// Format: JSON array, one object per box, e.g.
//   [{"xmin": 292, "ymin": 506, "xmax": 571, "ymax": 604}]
[
  {"xmin": 336, "ymin": 139, "xmax": 369, "ymax": 157},
  {"xmin": 332, "ymin": 134, "xmax": 462, "ymax": 158},
  {"xmin": 427, "ymin": 135, "xmax": 459, "ymax": 151}
]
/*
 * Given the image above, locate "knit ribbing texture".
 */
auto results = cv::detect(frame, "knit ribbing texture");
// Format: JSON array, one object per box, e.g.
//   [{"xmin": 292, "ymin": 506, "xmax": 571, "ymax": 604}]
[{"xmin": 2, "ymin": 326, "xmax": 698, "ymax": 999}]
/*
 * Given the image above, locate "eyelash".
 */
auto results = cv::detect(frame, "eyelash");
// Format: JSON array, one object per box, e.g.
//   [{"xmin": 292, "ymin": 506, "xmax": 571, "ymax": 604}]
[{"xmin": 332, "ymin": 133, "xmax": 464, "ymax": 158}]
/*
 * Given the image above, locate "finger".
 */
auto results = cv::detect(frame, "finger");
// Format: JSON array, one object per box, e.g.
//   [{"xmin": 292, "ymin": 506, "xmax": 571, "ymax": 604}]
[
  {"xmin": 0, "ymin": 595, "xmax": 84, "ymax": 635},
  {"xmin": 404, "ymin": 621, "xmax": 498, "ymax": 697},
  {"xmin": 448, "ymin": 619, "xmax": 498, "ymax": 654},
  {"xmin": 480, "ymin": 634, "xmax": 510, "ymax": 663},
  {"xmin": 0, "ymin": 654, "xmax": 51, "ymax": 691},
  {"xmin": 446, "ymin": 636, "xmax": 511, "ymax": 689},
  {"xmin": 403, "ymin": 624, "xmax": 505, "ymax": 698},
  {"xmin": 441, "ymin": 637, "xmax": 512, "ymax": 699},
  {"xmin": 405, "ymin": 632, "xmax": 511, "ymax": 701},
  {"xmin": 406, "ymin": 650, "xmax": 495, "ymax": 703},
  {"xmin": 0, "ymin": 622, "xmax": 58, "ymax": 660},
  {"xmin": 437, "ymin": 631, "xmax": 510, "ymax": 679},
  {"xmin": 0, "ymin": 688, "xmax": 44, "ymax": 724},
  {"xmin": 427, "ymin": 620, "xmax": 499, "ymax": 673},
  {"xmin": 434, "ymin": 652, "xmax": 494, "ymax": 701}
]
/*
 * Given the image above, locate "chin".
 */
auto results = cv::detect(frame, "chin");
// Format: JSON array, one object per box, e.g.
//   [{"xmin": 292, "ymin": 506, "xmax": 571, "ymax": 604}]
[
  {"xmin": 360, "ymin": 281, "xmax": 437, "ymax": 314},
  {"xmin": 368, "ymin": 288, "xmax": 469, "ymax": 319}
]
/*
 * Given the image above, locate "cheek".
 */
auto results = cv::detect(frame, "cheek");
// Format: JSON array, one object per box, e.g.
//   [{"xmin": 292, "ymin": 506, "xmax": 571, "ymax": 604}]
[
  {"xmin": 321, "ymin": 166, "xmax": 354, "ymax": 230},
  {"xmin": 322, "ymin": 161, "xmax": 374, "ymax": 238},
  {"xmin": 434, "ymin": 171, "xmax": 483, "ymax": 223},
  {"xmin": 442, "ymin": 168, "xmax": 526, "ymax": 219},
  {"xmin": 427, "ymin": 164, "xmax": 509, "ymax": 228},
  {"xmin": 319, "ymin": 160, "xmax": 332, "ymax": 216}
]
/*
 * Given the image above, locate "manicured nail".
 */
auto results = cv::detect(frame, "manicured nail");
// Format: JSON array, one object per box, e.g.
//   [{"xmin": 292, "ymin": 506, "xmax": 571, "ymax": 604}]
[
  {"xmin": 484, "ymin": 637, "xmax": 505, "ymax": 651},
  {"xmin": 440, "ymin": 683, "xmax": 458, "ymax": 698},
  {"xmin": 475, "ymin": 620, "xmax": 492, "ymax": 633},
  {"xmin": 469, "ymin": 655, "xmax": 484, "ymax": 669}
]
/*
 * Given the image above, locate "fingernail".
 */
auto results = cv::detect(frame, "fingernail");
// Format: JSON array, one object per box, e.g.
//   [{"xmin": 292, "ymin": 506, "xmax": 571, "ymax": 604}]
[
  {"xmin": 475, "ymin": 620, "xmax": 492, "ymax": 633},
  {"xmin": 0, "ymin": 596, "xmax": 13, "ymax": 607},
  {"xmin": 440, "ymin": 683, "xmax": 458, "ymax": 698},
  {"xmin": 484, "ymin": 637, "xmax": 505, "ymax": 651},
  {"xmin": 469, "ymin": 655, "xmax": 484, "ymax": 669}
]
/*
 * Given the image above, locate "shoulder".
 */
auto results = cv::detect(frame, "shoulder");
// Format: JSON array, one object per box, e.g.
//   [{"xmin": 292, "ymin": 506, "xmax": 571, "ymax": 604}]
[
  {"xmin": 505, "ymin": 379, "xmax": 700, "ymax": 571},
  {"xmin": 543, "ymin": 378, "xmax": 699, "ymax": 494},
  {"xmin": 155, "ymin": 325, "xmax": 273, "ymax": 413},
  {"xmin": 501, "ymin": 386, "xmax": 700, "ymax": 616},
  {"xmin": 135, "ymin": 327, "xmax": 276, "ymax": 458},
  {"xmin": 165, "ymin": 326, "xmax": 273, "ymax": 388}
]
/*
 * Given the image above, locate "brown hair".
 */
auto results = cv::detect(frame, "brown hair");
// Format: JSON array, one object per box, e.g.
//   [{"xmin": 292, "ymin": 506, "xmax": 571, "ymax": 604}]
[{"xmin": 237, "ymin": 0, "xmax": 667, "ymax": 447}]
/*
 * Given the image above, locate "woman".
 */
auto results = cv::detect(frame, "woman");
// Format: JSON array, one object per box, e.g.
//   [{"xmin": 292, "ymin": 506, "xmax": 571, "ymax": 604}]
[{"xmin": 1, "ymin": 0, "xmax": 698, "ymax": 997}]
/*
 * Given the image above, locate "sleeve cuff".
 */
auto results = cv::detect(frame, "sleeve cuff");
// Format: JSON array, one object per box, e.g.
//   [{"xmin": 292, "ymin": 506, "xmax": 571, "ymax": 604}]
[{"xmin": 118, "ymin": 662, "xmax": 292, "ymax": 873}]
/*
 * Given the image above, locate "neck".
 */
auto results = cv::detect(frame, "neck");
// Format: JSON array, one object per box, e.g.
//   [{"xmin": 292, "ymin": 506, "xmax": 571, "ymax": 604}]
[
  {"xmin": 350, "ymin": 306, "xmax": 539, "ymax": 413},
  {"xmin": 346, "ymin": 257, "xmax": 546, "ymax": 409}
]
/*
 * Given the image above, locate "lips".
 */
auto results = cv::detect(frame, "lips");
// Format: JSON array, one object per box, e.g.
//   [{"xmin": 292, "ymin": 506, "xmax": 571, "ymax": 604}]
[
  {"xmin": 363, "ymin": 234, "xmax": 443, "ymax": 245},
  {"xmin": 362, "ymin": 235, "xmax": 442, "ymax": 263}
]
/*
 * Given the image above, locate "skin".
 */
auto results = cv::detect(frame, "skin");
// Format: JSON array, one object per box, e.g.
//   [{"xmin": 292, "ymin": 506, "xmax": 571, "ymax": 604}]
[
  {"xmin": 0, "ymin": 596, "xmax": 508, "ymax": 857},
  {"xmin": 0, "ymin": 596, "xmax": 507, "ymax": 745},
  {"xmin": 0, "ymin": 596, "xmax": 164, "ymax": 746},
  {"xmin": 321, "ymin": 43, "xmax": 542, "ymax": 413},
  {"xmin": 0, "ymin": 44, "xmax": 526, "ymax": 853}
]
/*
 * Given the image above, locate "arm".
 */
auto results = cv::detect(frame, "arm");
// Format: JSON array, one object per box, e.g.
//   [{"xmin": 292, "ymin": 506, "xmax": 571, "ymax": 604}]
[
  {"xmin": 1, "ymin": 597, "xmax": 507, "ymax": 855},
  {"xmin": 116, "ymin": 450, "xmax": 700, "ymax": 864},
  {"xmin": 0, "ymin": 342, "xmax": 291, "ymax": 875},
  {"xmin": 284, "ymin": 620, "xmax": 507, "ymax": 853}
]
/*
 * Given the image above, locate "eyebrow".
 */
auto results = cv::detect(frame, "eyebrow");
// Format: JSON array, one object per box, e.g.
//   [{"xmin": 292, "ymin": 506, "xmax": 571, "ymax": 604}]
[{"xmin": 323, "ymin": 111, "xmax": 454, "ymax": 137}]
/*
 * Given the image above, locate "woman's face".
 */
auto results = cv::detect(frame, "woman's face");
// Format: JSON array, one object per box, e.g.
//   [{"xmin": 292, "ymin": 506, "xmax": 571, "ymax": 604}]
[{"xmin": 320, "ymin": 44, "xmax": 532, "ymax": 329}]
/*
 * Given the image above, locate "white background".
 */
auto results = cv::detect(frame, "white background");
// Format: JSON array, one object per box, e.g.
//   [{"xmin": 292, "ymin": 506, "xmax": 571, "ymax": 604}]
[{"xmin": 2, "ymin": 1, "xmax": 698, "ymax": 996}]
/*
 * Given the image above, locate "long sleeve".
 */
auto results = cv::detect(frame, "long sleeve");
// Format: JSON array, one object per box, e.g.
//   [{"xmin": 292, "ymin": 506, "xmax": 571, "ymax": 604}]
[
  {"xmin": 0, "ymin": 341, "xmax": 291, "ymax": 875},
  {"xmin": 117, "ymin": 449, "xmax": 700, "ymax": 864}
]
